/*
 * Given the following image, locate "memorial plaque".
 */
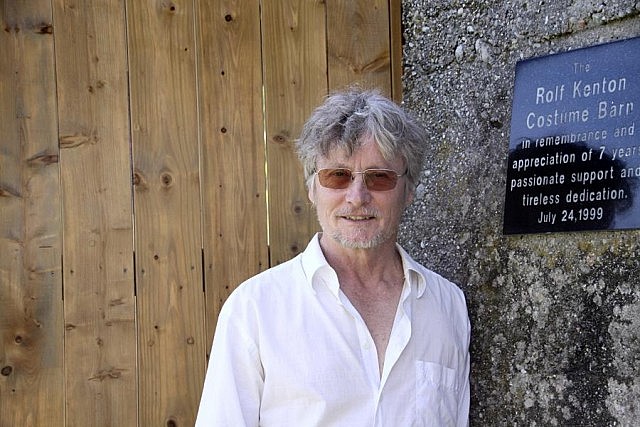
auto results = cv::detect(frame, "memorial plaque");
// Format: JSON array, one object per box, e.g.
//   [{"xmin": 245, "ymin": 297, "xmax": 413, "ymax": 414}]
[{"xmin": 504, "ymin": 36, "xmax": 640, "ymax": 235}]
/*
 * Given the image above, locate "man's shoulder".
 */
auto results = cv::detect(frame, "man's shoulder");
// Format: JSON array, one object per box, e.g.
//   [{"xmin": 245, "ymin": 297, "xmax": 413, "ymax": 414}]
[
  {"xmin": 227, "ymin": 253, "xmax": 306, "ymax": 302},
  {"xmin": 399, "ymin": 247, "xmax": 463, "ymax": 293},
  {"xmin": 421, "ymin": 265, "xmax": 461, "ymax": 290},
  {"xmin": 403, "ymin": 253, "xmax": 467, "ymax": 307},
  {"xmin": 425, "ymin": 268, "xmax": 466, "ymax": 302}
]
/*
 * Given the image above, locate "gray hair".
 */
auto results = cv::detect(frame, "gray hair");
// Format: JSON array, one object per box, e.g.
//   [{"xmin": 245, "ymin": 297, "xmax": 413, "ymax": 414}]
[{"xmin": 296, "ymin": 88, "xmax": 427, "ymax": 190}]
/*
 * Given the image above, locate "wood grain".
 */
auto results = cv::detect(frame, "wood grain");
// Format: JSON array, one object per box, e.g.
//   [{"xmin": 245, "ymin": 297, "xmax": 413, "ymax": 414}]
[
  {"xmin": 389, "ymin": 0, "xmax": 403, "ymax": 102},
  {"xmin": 196, "ymin": 0, "xmax": 269, "ymax": 349},
  {"xmin": 262, "ymin": 0, "xmax": 326, "ymax": 266},
  {"xmin": 0, "ymin": 1, "xmax": 63, "ymax": 425},
  {"xmin": 327, "ymin": 0, "xmax": 393, "ymax": 95},
  {"xmin": 127, "ymin": 0, "xmax": 206, "ymax": 425},
  {"xmin": 53, "ymin": 0, "xmax": 137, "ymax": 425}
]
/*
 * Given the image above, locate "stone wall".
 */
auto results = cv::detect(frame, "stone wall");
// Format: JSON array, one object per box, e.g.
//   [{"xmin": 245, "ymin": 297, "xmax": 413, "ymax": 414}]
[{"xmin": 398, "ymin": 1, "xmax": 640, "ymax": 425}]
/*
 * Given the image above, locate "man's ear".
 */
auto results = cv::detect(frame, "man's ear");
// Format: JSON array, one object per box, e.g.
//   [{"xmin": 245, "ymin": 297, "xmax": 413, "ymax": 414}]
[
  {"xmin": 404, "ymin": 187, "xmax": 415, "ymax": 207},
  {"xmin": 308, "ymin": 180, "xmax": 316, "ymax": 205}
]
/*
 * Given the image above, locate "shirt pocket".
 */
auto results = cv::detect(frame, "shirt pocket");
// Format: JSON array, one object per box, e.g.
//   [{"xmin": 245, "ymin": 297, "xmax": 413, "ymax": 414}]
[{"xmin": 415, "ymin": 361, "xmax": 459, "ymax": 427}]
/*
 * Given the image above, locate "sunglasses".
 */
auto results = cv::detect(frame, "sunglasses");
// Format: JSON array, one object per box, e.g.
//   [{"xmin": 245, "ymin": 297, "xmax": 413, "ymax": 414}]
[{"xmin": 316, "ymin": 168, "xmax": 406, "ymax": 191}]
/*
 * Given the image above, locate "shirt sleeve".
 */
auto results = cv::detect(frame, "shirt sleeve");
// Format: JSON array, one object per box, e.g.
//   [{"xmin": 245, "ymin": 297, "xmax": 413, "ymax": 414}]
[
  {"xmin": 195, "ymin": 295, "xmax": 263, "ymax": 427},
  {"xmin": 457, "ymin": 312, "xmax": 471, "ymax": 427}
]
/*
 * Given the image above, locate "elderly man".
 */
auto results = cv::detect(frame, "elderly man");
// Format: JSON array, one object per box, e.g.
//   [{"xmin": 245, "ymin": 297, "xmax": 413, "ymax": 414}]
[{"xmin": 196, "ymin": 89, "xmax": 470, "ymax": 426}]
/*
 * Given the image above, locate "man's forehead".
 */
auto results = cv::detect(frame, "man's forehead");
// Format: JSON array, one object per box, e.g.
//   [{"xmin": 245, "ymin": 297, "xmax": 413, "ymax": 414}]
[{"xmin": 318, "ymin": 140, "xmax": 402, "ymax": 168}]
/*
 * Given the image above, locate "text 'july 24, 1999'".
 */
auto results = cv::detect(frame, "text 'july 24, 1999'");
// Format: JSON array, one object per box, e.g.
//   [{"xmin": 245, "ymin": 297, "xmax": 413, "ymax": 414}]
[{"xmin": 503, "ymin": 36, "xmax": 640, "ymax": 234}]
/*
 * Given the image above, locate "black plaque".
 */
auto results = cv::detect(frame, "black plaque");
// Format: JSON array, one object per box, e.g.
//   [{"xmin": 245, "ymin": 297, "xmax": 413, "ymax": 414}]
[{"xmin": 504, "ymin": 36, "xmax": 640, "ymax": 235}]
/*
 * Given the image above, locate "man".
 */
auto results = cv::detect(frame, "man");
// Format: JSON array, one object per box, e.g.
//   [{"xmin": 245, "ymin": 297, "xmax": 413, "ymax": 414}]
[{"xmin": 196, "ymin": 89, "xmax": 470, "ymax": 426}]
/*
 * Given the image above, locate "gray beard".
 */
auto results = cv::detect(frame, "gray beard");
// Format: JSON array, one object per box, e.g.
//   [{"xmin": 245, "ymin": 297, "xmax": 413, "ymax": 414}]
[{"xmin": 329, "ymin": 229, "xmax": 393, "ymax": 250}]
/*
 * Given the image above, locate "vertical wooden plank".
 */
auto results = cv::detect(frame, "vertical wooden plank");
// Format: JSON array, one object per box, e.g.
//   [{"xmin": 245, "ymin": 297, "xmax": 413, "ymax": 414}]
[
  {"xmin": 196, "ymin": 0, "xmax": 268, "ymax": 348},
  {"xmin": 326, "ymin": 0, "xmax": 392, "ymax": 95},
  {"xmin": 262, "ymin": 0, "xmax": 326, "ymax": 266},
  {"xmin": 126, "ymin": 1, "xmax": 205, "ymax": 425},
  {"xmin": 52, "ymin": 0, "xmax": 136, "ymax": 425},
  {"xmin": 0, "ymin": 1, "xmax": 64, "ymax": 425},
  {"xmin": 389, "ymin": 0, "xmax": 403, "ymax": 102}
]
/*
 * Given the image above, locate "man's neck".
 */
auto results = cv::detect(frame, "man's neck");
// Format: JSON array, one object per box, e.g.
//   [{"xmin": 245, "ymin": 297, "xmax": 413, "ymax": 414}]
[{"xmin": 319, "ymin": 234, "xmax": 403, "ymax": 286}]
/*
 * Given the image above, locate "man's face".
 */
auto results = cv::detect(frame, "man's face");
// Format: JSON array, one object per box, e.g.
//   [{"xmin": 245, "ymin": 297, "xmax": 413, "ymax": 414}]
[{"xmin": 308, "ymin": 137, "xmax": 413, "ymax": 251}]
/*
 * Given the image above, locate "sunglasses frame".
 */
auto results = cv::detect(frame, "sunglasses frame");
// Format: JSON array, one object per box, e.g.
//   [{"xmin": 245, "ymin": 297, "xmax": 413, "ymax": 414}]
[{"xmin": 315, "ymin": 167, "xmax": 406, "ymax": 191}]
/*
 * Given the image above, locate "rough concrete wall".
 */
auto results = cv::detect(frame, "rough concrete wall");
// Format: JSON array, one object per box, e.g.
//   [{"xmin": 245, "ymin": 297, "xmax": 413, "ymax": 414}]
[{"xmin": 398, "ymin": 1, "xmax": 640, "ymax": 425}]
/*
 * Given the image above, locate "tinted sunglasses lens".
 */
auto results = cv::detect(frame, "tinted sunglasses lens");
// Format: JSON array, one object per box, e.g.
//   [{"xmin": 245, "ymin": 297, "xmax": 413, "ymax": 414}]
[
  {"xmin": 317, "ymin": 169, "xmax": 352, "ymax": 189},
  {"xmin": 364, "ymin": 170, "xmax": 398, "ymax": 191}
]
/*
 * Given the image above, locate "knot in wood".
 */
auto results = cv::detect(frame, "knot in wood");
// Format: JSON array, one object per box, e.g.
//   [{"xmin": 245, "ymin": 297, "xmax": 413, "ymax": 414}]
[
  {"xmin": 272, "ymin": 134, "xmax": 288, "ymax": 145},
  {"xmin": 27, "ymin": 153, "xmax": 59, "ymax": 167},
  {"xmin": 162, "ymin": 1, "xmax": 177, "ymax": 13},
  {"xmin": 37, "ymin": 23, "xmax": 53, "ymax": 34},
  {"xmin": 161, "ymin": 173, "xmax": 173, "ymax": 187}
]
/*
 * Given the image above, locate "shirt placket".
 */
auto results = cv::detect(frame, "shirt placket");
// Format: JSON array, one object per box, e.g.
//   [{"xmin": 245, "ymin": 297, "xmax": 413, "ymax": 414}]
[
  {"xmin": 374, "ymin": 279, "xmax": 412, "ymax": 425},
  {"xmin": 337, "ymin": 291, "xmax": 381, "ymax": 391},
  {"xmin": 381, "ymin": 279, "xmax": 412, "ymax": 384},
  {"xmin": 330, "ymin": 274, "xmax": 415, "ymax": 426}
]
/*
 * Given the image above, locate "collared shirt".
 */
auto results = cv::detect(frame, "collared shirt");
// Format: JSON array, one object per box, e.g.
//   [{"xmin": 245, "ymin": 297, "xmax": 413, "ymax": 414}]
[{"xmin": 196, "ymin": 234, "xmax": 470, "ymax": 427}]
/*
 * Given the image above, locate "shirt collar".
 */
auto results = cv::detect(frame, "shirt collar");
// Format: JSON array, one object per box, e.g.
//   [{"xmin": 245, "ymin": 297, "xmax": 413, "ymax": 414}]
[
  {"xmin": 395, "ymin": 244, "xmax": 427, "ymax": 298},
  {"xmin": 300, "ymin": 233, "xmax": 427, "ymax": 299},
  {"xmin": 299, "ymin": 234, "xmax": 340, "ymax": 297}
]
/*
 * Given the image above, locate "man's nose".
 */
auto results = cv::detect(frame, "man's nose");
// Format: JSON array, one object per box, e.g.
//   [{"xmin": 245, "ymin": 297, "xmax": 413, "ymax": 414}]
[{"xmin": 344, "ymin": 173, "xmax": 371, "ymax": 206}]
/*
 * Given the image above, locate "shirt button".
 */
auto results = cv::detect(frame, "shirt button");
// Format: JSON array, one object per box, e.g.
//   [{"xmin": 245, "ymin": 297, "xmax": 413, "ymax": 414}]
[{"xmin": 363, "ymin": 342, "xmax": 371, "ymax": 350}]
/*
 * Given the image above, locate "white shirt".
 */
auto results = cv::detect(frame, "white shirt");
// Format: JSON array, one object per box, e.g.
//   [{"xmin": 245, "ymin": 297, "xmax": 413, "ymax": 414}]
[{"xmin": 196, "ymin": 234, "xmax": 470, "ymax": 426}]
